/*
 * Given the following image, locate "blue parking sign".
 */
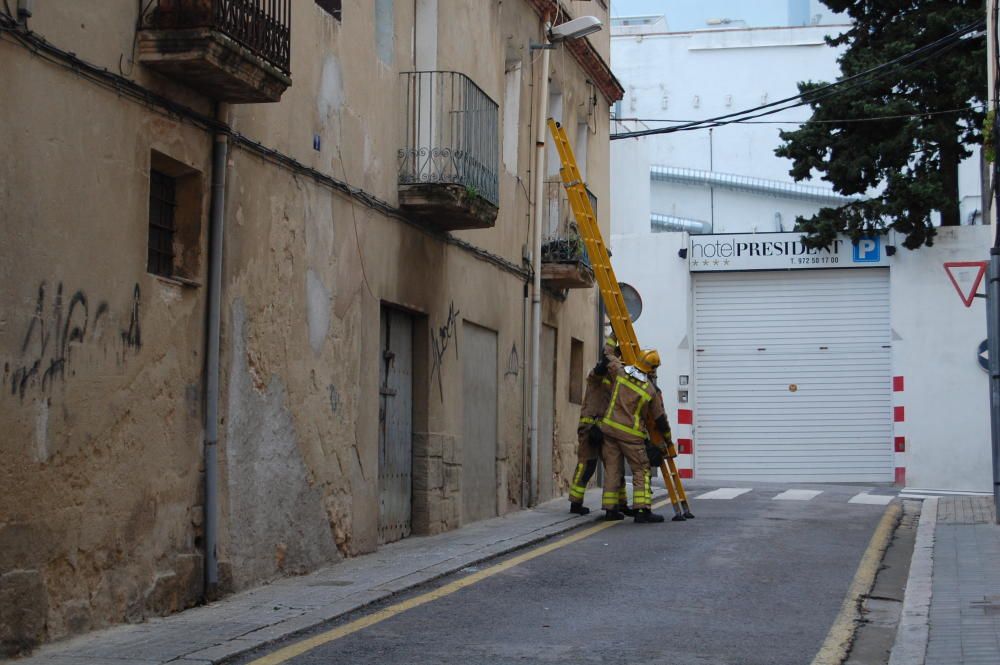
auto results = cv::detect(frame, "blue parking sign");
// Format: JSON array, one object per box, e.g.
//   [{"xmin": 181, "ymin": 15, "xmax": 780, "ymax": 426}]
[{"xmin": 853, "ymin": 237, "xmax": 881, "ymax": 263}]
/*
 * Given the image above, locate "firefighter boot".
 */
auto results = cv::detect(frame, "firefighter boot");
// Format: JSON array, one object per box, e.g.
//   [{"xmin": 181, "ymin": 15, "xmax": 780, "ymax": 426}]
[
  {"xmin": 603, "ymin": 509, "xmax": 625, "ymax": 521},
  {"xmin": 570, "ymin": 502, "xmax": 591, "ymax": 515},
  {"xmin": 617, "ymin": 504, "xmax": 636, "ymax": 517},
  {"xmin": 634, "ymin": 509, "xmax": 665, "ymax": 523}
]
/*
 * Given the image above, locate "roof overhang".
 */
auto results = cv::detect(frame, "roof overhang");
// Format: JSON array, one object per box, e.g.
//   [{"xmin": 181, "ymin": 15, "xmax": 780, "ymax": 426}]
[{"xmin": 526, "ymin": 0, "xmax": 625, "ymax": 104}]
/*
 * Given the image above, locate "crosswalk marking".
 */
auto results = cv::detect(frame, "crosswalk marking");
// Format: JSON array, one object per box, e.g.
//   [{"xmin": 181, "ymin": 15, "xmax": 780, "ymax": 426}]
[
  {"xmin": 848, "ymin": 492, "xmax": 894, "ymax": 505},
  {"xmin": 685, "ymin": 487, "xmax": 897, "ymax": 504},
  {"xmin": 694, "ymin": 488, "xmax": 753, "ymax": 500},
  {"xmin": 773, "ymin": 489, "xmax": 823, "ymax": 501}
]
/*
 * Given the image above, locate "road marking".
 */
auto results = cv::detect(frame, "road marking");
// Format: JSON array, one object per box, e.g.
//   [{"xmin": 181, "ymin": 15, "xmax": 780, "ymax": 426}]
[
  {"xmin": 694, "ymin": 487, "xmax": 752, "ymax": 500},
  {"xmin": 773, "ymin": 489, "xmax": 822, "ymax": 501},
  {"xmin": 809, "ymin": 502, "xmax": 901, "ymax": 665},
  {"xmin": 246, "ymin": 498, "xmax": 669, "ymax": 665},
  {"xmin": 848, "ymin": 492, "xmax": 894, "ymax": 505}
]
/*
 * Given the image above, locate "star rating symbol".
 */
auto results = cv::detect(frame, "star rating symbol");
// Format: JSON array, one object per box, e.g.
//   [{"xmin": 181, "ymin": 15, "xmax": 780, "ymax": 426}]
[{"xmin": 713, "ymin": 260, "xmax": 720, "ymax": 266}]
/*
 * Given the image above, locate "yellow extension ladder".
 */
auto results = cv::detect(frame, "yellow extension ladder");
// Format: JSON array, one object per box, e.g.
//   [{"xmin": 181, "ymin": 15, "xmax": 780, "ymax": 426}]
[{"xmin": 547, "ymin": 118, "xmax": 694, "ymax": 521}]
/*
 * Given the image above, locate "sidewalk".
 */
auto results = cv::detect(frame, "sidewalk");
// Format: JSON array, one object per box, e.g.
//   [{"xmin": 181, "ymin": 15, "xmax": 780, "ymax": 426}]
[
  {"xmin": 890, "ymin": 495, "xmax": 1000, "ymax": 665},
  {"xmin": 17, "ymin": 488, "xmax": 629, "ymax": 665}
]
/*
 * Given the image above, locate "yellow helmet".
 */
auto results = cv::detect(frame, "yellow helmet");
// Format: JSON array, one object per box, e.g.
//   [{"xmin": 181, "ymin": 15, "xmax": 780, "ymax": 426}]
[{"xmin": 635, "ymin": 349, "xmax": 661, "ymax": 374}]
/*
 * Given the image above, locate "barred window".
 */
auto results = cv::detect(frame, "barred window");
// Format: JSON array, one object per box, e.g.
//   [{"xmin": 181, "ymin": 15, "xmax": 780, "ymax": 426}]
[{"xmin": 147, "ymin": 170, "xmax": 176, "ymax": 278}]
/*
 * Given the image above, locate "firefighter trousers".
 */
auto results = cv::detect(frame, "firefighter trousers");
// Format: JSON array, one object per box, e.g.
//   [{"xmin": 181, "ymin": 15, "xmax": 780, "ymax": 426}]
[
  {"xmin": 601, "ymin": 435, "xmax": 651, "ymax": 510},
  {"xmin": 570, "ymin": 427, "xmax": 628, "ymax": 506}
]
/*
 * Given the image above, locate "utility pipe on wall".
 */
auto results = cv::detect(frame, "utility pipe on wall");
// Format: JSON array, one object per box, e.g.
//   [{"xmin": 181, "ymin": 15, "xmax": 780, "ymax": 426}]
[
  {"xmin": 528, "ymin": 36, "xmax": 550, "ymax": 507},
  {"xmin": 203, "ymin": 103, "xmax": 229, "ymax": 594}
]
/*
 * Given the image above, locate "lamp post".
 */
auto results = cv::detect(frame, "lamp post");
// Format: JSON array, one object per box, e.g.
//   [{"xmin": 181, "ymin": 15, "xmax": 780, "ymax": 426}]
[{"xmin": 527, "ymin": 15, "xmax": 602, "ymax": 505}]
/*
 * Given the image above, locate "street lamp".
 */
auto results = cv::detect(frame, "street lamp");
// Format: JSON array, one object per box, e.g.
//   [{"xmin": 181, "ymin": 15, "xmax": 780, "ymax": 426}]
[
  {"xmin": 527, "ymin": 15, "xmax": 603, "ymax": 506},
  {"xmin": 549, "ymin": 16, "xmax": 603, "ymax": 41}
]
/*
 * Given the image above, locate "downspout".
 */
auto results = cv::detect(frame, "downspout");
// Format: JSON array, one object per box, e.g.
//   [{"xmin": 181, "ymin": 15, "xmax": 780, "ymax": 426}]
[
  {"xmin": 203, "ymin": 102, "xmax": 229, "ymax": 596},
  {"xmin": 528, "ymin": 28, "xmax": 551, "ymax": 507}
]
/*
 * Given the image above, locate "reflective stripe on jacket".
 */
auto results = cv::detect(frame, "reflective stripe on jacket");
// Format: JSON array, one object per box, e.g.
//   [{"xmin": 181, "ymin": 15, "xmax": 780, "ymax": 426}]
[
  {"xmin": 598, "ymin": 355, "xmax": 666, "ymax": 444},
  {"xmin": 578, "ymin": 372, "xmax": 613, "ymax": 429}
]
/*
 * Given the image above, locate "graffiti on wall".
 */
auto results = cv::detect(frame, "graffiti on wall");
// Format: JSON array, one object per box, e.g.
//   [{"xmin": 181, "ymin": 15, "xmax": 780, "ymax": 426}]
[
  {"xmin": 430, "ymin": 302, "xmax": 460, "ymax": 401},
  {"xmin": 505, "ymin": 343, "xmax": 519, "ymax": 378},
  {"xmin": 4, "ymin": 282, "xmax": 142, "ymax": 400}
]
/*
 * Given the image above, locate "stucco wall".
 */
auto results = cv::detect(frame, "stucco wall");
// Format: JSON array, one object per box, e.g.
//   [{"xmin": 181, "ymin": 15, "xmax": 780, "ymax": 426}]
[
  {"xmin": 1, "ymin": 46, "xmax": 211, "ymax": 648},
  {"xmin": 890, "ymin": 225, "xmax": 993, "ymax": 492},
  {"xmin": 609, "ymin": 232, "xmax": 693, "ymax": 434},
  {"xmin": 1, "ymin": 0, "xmax": 612, "ymax": 654}
]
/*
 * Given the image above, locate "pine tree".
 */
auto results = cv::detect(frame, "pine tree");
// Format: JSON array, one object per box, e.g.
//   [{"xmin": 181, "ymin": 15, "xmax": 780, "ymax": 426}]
[{"xmin": 776, "ymin": 0, "xmax": 986, "ymax": 249}]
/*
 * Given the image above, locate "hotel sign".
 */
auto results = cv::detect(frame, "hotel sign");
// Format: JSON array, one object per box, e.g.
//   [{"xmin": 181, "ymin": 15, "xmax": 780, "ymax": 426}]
[{"xmin": 688, "ymin": 232, "xmax": 890, "ymax": 272}]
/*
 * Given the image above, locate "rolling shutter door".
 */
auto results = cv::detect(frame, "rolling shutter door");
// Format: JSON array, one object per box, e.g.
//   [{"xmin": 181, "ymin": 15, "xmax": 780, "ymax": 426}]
[{"xmin": 693, "ymin": 269, "xmax": 892, "ymax": 483}]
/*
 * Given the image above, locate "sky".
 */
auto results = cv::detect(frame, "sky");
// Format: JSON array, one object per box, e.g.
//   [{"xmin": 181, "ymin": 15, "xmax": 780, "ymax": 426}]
[{"xmin": 610, "ymin": 1, "xmax": 846, "ymax": 31}]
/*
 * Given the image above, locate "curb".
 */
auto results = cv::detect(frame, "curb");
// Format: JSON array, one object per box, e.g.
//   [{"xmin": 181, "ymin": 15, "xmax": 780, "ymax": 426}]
[
  {"xmin": 810, "ymin": 500, "xmax": 903, "ymax": 665},
  {"xmin": 887, "ymin": 496, "xmax": 937, "ymax": 665}
]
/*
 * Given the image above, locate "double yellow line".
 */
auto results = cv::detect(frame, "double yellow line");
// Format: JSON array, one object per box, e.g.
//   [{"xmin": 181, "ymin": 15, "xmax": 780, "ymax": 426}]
[{"xmin": 248, "ymin": 498, "xmax": 670, "ymax": 665}]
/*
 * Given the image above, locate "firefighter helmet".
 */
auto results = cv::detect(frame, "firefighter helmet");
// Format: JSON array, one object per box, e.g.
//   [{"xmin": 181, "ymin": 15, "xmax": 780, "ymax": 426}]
[{"xmin": 635, "ymin": 348, "xmax": 661, "ymax": 374}]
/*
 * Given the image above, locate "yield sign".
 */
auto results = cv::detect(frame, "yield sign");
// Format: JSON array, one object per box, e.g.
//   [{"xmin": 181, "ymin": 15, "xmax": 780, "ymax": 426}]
[{"xmin": 944, "ymin": 261, "xmax": 988, "ymax": 308}]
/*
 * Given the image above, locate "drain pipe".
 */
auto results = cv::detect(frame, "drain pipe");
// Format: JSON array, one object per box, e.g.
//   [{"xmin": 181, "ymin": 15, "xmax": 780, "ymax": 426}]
[
  {"xmin": 203, "ymin": 102, "xmax": 229, "ymax": 596},
  {"xmin": 528, "ymin": 27, "xmax": 551, "ymax": 507}
]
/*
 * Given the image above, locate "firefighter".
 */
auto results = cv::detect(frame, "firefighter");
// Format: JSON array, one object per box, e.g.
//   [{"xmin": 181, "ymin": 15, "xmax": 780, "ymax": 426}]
[
  {"xmin": 595, "ymin": 346, "xmax": 671, "ymax": 523},
  {"xmin": 645, "ymin": 367, "xmax": 674, "ymax": 468},
  {"xmin": 568, "ymin": 338, "xmax": 631, "ymax": 515}
]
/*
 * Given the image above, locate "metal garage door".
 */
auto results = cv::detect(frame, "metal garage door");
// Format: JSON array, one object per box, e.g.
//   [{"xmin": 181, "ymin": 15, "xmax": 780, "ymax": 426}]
[
  {"xmin": 462, "ymin": 322, "xmax": 498, "ymax": 523},
  {"xmin": 693, "ymin": 269, "xmax": 892, "ymax": 483}
]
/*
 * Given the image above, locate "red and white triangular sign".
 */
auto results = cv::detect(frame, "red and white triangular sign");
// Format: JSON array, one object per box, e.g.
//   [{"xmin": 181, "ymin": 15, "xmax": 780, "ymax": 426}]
[{"xmin": 944, "ymin": 261, "xmax": 988, "ymax": 308}]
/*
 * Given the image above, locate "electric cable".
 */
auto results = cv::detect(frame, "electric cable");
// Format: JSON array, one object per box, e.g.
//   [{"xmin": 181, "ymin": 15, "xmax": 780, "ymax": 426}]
[
  {"xmin": 611, "ymin": 19, "xmax": 985, "ymax": 140},
  {"xmin": 614, "ymin": 104, "xmax": 986, "ymax": 126},
  {"xmin": 614, "ymin": 20, "xmax": 982, "ymax": 138},
  {"xmin": 615, "ymin": 27, "xmax": 977, "ymax": 137},
  {"xmin": 336, "ymin": 135, "xmax": 378, "ymax": 301}
]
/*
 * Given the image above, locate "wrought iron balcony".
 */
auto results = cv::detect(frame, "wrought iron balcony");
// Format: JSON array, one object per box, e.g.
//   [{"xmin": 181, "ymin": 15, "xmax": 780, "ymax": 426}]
[
  {"xmin": 398, "ymin": 71, "xmax": 499, "ymax": 230},
  {"xmin": 540, "ymin": 182, "xmax": 595, "ymax": 290},
  {"xmin": 138, "ymin": 0, "xmax": 292, "ymax": 103}
]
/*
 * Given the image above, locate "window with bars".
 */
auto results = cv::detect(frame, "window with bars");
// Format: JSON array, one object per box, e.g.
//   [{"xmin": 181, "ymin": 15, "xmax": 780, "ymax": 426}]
[
  {"xmin": 315, "ymin": 0, "xmax": 342, "ymax": 20},
  {"xmin": 147, "ymin": 170, "xmax": 177, "ymax": 278}
]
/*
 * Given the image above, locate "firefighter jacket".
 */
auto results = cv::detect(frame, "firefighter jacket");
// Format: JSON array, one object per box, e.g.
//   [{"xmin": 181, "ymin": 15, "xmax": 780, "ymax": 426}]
[
  {"xmin": 597, "ymin": 353, "xmax": 666, "ymax": 445},
  {"xmin": 578, "ymin": 369, "xmax": 612, "ymax": 430},
  {"xmin": 646, "ymin": 378, "xmax": 674, "ymax": 456}
]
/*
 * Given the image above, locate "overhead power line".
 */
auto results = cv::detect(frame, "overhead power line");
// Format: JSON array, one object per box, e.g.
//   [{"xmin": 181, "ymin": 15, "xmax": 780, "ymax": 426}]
[
  {"xmin": 611, "ymin": 19, "xmax": 985, "ymax": 140},
  {"xmin": 614, "ymin": 105, "xmax": 986, "ymax": 126}
]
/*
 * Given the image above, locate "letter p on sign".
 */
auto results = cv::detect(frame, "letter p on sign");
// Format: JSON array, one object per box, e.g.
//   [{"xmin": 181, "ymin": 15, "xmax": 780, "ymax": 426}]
[{"xmin": 853, "ymin": 237, "xmax": 880, "ymax": 263}]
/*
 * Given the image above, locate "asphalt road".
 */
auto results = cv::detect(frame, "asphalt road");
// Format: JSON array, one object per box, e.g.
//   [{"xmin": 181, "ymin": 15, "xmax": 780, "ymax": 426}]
[{"xmin": 235, "ymin": 483, "xmax": 893, "ymax": 665}]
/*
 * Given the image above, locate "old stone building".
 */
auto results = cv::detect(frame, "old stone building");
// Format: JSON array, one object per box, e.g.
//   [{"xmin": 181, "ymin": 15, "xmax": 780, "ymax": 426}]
[{"xmin": 0, "ymin": 0, "xmax": 620, "ymax": 655}]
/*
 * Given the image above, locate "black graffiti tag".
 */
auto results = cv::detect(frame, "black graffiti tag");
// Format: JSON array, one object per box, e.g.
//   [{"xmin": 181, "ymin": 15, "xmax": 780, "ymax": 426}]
[
  {"xmin": 505, "ymin": 343, "xmax": 519, "ymax": 378},
  {"xmin": 430, "ymin": 302, "xmax": 460, "ymax": 401},
  {"xmin": 6, "ymin": 282, "xmax": 138, "ymax": 400}
]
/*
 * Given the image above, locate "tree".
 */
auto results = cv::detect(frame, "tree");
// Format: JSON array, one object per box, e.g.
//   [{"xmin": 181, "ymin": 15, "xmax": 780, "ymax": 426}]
[{"xmin": 776, "ymin": 0, "xmax": 986, "ymax": 250}]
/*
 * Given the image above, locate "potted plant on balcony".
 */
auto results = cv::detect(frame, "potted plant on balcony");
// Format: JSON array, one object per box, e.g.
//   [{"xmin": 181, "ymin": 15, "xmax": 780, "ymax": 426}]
[{"xmin": 540, "ymin": 223, "xmax": 595, "ymax": 290}]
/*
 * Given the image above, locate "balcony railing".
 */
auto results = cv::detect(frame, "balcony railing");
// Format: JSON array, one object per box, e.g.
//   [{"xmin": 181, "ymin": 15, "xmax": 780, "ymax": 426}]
[
  {"xmin": 399, "ymin": 71, "xmax": 499, "ymax": 208},
  {"xmin": 143, "ymin": 0, "xmax": 291, "ymax": 74},
  {"xmin": 540, "ymin": 182, "xmax": 596, "ymax": 289}
]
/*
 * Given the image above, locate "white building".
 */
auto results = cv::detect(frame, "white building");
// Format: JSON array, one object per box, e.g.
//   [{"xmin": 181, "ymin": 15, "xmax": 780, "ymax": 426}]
[{"xmin": 608, "ymin": 11, "xmax": 992, "ymax": 492}]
